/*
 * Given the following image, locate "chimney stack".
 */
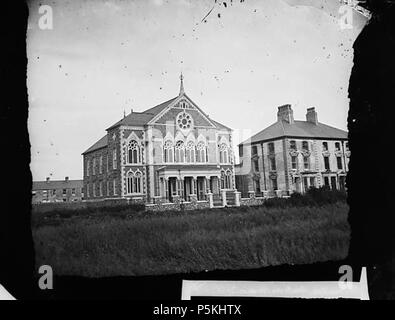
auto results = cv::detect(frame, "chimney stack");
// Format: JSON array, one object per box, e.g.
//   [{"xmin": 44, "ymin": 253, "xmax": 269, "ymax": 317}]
[
  {"xmin": 46, "ymin": 177, "xmax": 50, "ymax": 182},
  {"xmin": 277, "ymin": 104, "xmax": 294, "ymax": 124},
  {"xmin": 306, "ymin": 107, "xmax": 318, "ymax": 125},
  {"xmin": 65, "ymin": 176, "xmax": 69, "ymax": 182}
]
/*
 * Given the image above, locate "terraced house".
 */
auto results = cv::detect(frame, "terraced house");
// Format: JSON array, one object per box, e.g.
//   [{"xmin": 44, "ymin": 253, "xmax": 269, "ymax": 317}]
[
  {"xmin": 236, "ymin": 104, "xmax": 350, "ymax": 197},
  {"xmin": 82, "ymin": 75, "xmax": 236, "ymax": 204}
]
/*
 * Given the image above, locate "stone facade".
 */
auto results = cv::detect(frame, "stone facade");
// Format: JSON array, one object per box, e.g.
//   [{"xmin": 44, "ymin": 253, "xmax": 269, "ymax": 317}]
[
  {"xmin": 82, "ymin": 76, "xmax": 237, "ymax": 204},
  {"xmin": 236, "ymin": 105, "xmax": 349, "ymax": 196}
]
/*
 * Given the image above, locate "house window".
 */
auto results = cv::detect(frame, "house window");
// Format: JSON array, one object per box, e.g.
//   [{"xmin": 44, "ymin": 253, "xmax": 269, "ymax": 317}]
[
  {"xmin": 72, "ymin": 188, "xmax": 76, "ymax": 196},
  {"xmin": 337, "ymin": 156, "xmax": 343, "ymax": 170},
  {"xmin": 127, "ymin": 171, "xmax": 142, "ymax": 194},
  {"xmin": 128, "ymin": 140, "xmax": 141, "ymax": 164},
  {"xmin": 268, "ymin": 142, "xmax": 275, "ymax": 153},
  {"xmin": 272, "ymin": 178, "xmax": 278, "ymax": 191},
  {"xmin": 174, "ymin": 140, "xmax": 185, "ymax": 163},
  {"xmin": 239, "ymin": 145, "xmax": 244, "ymax": 158},
  {"xmin": 53, "ymin": 189, "xmax": 57, "ymax": 196},
  {"xmin": 252, "ymin": 145, "xmax": 258, "ymax": 155},
  {"xmin": 62, "ymin": 189, "xmax": 67, "ymax": 196},
  {"xmin": 253, "ymin": 159, "xmax": 259, "ymax": 172},
  {"xmin": 196, "ymin": 142, "xmax": 206, "ymax": 163},
  {"xmin": 86, "ymin": 184, "xmax": 90, "ymax": 198},
  {"xmin": 290, "ymin": 140, "xmax": 296, "ymax": 150},
  {"xmin": 87, "ymin": 160, "xmax": 90, "ymax": 177},
  {"xmin": 93, "ymin": 183, "xmax": 96, "ymax": 197},
  {"xmin": 219, "ymin": 143, "xmax": 229, "ymax": 164},
  {"xmin": 99, "ymin": 182, "xmax": 103, "ymax": 196},
  {"xmin": 345, "ymin": 142, "xmax": 349, "ymax": 151},
  {"xmin": 302, "ymin": 141, "xmax": 309, "ymax": 151},
  {"xmin": 185, "ymin": 141, "xmax": 195, "ymax": 163},
  {"xmin": 291, "ymin": 156, "xmax": 297, "ymax": 170},
  {"xmin": 335, "ymin": 142, "xmax": 341, "ymax": 151},
  {"xmin": 106, "ymin": 155, "xmax": 109, "ymax": 172},
  {"xmin": 323, "ymin": 142, "xmax": 328, "ymax": 151},
  {"xmin": 324, "ymin": 156, "xmax": 330, "ymax": 170},
  {"xmin": 270, "ymin": 157, "xmax": 276, "ymax": 171},
  {"xmin": 113, "ymin": 149, "xmax": 117, "ymax": 169},
  {"xmin": 93, "ymin": 158, "xmax": 96, "ymax": 175},
  {"xmin": 164, "ymin": 140, "xmax": 174, "ymax": 163},
  {"xmin": 113, "ymin": 179, "xmax": 117, "ymax": 195},
  {"xmin": 303, "ymin": 156, "xmax": 310, "ymax": 170},
  {"xmin": 99, "ymin": 156, "xmax": 103, "ymax": 174}
]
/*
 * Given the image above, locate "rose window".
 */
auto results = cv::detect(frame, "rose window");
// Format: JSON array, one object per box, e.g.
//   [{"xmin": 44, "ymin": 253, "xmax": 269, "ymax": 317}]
[{"xmin": 176, "ymin": 112, "xmax": 193, "ymax": 130}]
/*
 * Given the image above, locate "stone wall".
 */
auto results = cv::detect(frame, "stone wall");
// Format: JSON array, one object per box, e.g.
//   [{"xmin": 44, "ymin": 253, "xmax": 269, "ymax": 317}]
[
  {"xmin": 240, "ymin": 196, "xmax": 266, "ymax": 206},
  {"xmin": 145, "ymin": 196, "xmax": 210, "ymax": 212}
]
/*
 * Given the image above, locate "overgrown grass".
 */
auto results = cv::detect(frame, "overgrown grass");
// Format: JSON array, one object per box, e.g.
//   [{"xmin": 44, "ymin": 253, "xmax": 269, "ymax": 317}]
[{"xmin": 33, "ymin": 202, "xmax": 350, "ymax": 277}]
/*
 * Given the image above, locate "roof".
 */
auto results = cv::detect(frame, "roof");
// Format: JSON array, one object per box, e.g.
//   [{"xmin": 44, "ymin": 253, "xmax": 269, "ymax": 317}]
[
  {"xmin": 84, "ymin": 93, "xmax": 232, "ymax": 155},
  {"xmin": 82, "ymin": 135, "xmax": 108, "ymax": 155},
  {"xmin": 240, "ymin": 120, "xmax": 348, "ymax": 145},
  {"xmin": 211, "ymin": 119, "xmax": 232, "ymax": 131},
  {"xmin": 106, "ymin": 97, "xmax": 178, "ymax": 130},
  {"xmin": 33, "ymin": 179, "xmax": 83, "ymax": 190}
]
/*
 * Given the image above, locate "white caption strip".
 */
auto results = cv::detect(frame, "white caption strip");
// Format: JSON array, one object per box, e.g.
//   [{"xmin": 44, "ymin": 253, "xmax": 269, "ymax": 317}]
[{"xmin": 181, "ymin": 267, "xmax": 369, "ymax": 300}]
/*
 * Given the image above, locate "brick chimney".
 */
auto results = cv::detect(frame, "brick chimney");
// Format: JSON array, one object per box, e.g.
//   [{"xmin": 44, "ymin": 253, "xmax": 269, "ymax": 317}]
[
  {"xmin": 306, "ymin": 107, "xmax": 318, "ymax": 125},
  {"xmin": 277, "ymin": 104, "xmax": 294, "ymax": 124},
  {"xmin": 65, "ymin": 176, "xmax": 69, "ymax": 182},
  {"xmin": 46, "ymin": 177, "xmax": 50, "ymax": 182}
]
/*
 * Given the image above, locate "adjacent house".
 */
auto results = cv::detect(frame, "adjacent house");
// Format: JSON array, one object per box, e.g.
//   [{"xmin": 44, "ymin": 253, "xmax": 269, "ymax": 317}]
[
  {"xmin": 235, "ymin": 104, "xmax": 349, "ymax": 197},
  {"xmin": 32, "ymin": 177, "xmax": 83, "ymax": 203}
]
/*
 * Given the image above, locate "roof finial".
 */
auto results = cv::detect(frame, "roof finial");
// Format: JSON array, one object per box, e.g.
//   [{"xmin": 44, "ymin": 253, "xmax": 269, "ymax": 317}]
[{"xmin": 179, "ymin": 72, "xmax": 184, "ymax": 96}]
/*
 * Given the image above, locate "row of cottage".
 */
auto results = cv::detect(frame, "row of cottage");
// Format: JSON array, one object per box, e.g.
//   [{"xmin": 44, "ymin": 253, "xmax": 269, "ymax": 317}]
[{"xmin": 32, "ymin": 77, "xmax": 349, "ymax": 205}]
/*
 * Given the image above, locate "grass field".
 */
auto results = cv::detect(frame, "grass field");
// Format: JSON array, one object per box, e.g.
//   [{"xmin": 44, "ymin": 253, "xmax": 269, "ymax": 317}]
[{"xmin": 32, "ymin": 201, "xmax": 350, "ymax": 277}]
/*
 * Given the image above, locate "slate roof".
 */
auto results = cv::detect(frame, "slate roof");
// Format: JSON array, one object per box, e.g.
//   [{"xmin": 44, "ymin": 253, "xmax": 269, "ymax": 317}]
[
  {"xmin": 83, "ymin": 94, "xmax": 232, "ymax": 155},
  {"xmin": 106, "ymin": 97, "xmax": 179, "ymax": 130},
  {"xmin": 240, "ymin": 120, "xmax": 348, "ymax": 146},
  {"xmin": 82, "ymin": 134, "xmax": 108, "ymax": 155},
  {"xmin": 33, "ymin": 179, "xmax": 83, "ymax": 190}
]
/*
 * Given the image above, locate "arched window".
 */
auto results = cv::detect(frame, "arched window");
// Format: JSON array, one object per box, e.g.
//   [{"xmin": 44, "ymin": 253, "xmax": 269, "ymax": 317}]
[
  {"xmin": 196, "ymin": 141, "xmax": 206, "ymax": 163},
  {"xmin": 128, "ymin": 140, "xmax": 141, "ymax": 164},
  {"xmin": 134, "ymin": 171, "xmax": 142, "ymax": 193},
  {"xmin": 219, "ymin": 143, "xmax": 229, "ymax": 164},
  {"xmin": 163, "ymin": 140, "xmax": 174, "ymax": 163},
  {"xmin": 225, "ymin": 169, "xmax": 232, "ymax": 189},
  {"xmin": 220, "ymin": 170, "xmax": 233, "ymax": 189},
  {"xmin": 185, "ymin": 141, "xmax": 195, "ymax": 163},
  {"xmin": 127, "ymin": 171, "xmax": 142, "ymax": 194},
  {"xmin": 174, "ymin": 140, "xmax": 185, "ymax": 163}
]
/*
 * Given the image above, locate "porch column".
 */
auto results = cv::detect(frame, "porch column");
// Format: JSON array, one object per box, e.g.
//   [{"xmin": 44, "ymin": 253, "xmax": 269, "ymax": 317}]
[
  {"xmin": 180, "ymin": 178, "xmax": 185, "ymax": 200},
  {"xmin": 165, "ymin": 178, "xmax": 169, "ymax": 201},
  {"xmin": 205, "ymin": 177, "xmax": 210, "ymax": 194},
  {"xmin": 193, "ymin": 178, "xmax": 197, "ymax": 195}
]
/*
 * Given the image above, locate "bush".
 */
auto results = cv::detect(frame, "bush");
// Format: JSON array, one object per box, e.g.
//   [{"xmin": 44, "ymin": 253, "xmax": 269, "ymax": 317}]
[{"xmin": 264, "ymin": 187, "xmax": 346, "ymax": 208}]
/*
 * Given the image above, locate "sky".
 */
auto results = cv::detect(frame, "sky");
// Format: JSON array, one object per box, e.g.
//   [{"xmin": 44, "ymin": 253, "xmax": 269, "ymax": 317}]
[{"xmin": 27, "ymin": 0, "xmax": 367, "ymax": 181}]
